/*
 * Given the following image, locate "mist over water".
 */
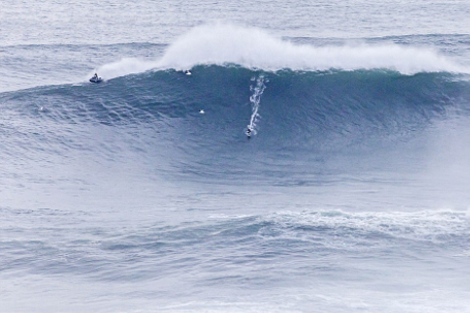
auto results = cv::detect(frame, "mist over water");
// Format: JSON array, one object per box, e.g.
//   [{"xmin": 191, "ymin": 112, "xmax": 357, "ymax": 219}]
[{"xmin": 1, "ymin": 1, "xmax": 470, "ymax": 312}]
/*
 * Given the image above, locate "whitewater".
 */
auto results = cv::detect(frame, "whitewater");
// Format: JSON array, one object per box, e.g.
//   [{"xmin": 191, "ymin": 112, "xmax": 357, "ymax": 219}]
[
  {"xmin": 1, "ymin": 1, "xmax": 470, "ymax": 312},
  {"xmin": 89, "ymin": 23, "xmax": 468, "ymax": 81}
]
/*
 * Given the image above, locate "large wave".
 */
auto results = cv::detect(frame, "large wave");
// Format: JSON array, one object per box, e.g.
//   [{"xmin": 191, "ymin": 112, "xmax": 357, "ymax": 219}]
[
  {"xmin": 4, "ymin": 66, "xmax": 470, "ymax": 169},
  {"xmin": 3, "ymin": 28, "xmax": 470, "ymax": 193},
  {"xmin": 2, "ymin": 62, "xmax": 470, "ymax": 208}
]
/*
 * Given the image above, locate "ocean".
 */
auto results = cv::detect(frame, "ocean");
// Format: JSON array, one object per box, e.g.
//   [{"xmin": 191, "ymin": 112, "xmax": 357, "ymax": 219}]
[{"xmin": 1, "ymin": 1, "xmax": 470, "ymax": 312}]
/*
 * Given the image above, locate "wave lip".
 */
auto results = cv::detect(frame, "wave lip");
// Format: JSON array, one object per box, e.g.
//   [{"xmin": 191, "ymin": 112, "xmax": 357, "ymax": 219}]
[
  {"xmin": 93, "ymin": 24, "xmax": 469, "ymax": 80},
  {"xmin": 157, "ymin": 23, "xmax": 468, "ymax": 74}
]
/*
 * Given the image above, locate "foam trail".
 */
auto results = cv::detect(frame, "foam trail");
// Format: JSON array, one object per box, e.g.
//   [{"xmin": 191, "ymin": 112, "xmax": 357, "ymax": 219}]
[
  {"xmin": 158, "ymin": 23, "xmax": 467, "ymax": 74},
  {"xmin": 247, "ymin": 75, "xmax": 266, "ymax": 136},
  {"xmin": 91, "ymin": 57, "xmax": 158, "ymax": 80}
]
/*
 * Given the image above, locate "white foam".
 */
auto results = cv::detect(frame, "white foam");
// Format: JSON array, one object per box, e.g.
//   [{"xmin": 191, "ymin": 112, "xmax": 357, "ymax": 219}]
[
  {"xmin": 158, "ymin": 23, "xmax": 467, "ymax": 74},
  {"xmin": 94, "ymin": 23, "xmax": 468, "ymax": 80},
  {"xmin": 91, "ymin": 57, "xmax": 158, "ymax": 80},
  {"xmin": 264, "ymin": 209, "xmax": 470, "ymax": 245}
]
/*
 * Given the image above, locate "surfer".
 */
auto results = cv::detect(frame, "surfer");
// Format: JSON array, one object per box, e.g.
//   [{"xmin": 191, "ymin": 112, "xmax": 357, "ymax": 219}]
[{"xmin": 246, "ymin": 127, "xmax": 252, "ymax": 137}]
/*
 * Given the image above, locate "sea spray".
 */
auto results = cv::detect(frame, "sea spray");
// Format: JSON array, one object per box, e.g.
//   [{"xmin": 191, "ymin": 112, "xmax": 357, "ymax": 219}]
[
  {"xmin": 158, "ymin": 23, "xmax": 467, "ymax": 74},
  {"xmin": 91, "ymin": 24, "xmax": 468, "ymax": 82}
]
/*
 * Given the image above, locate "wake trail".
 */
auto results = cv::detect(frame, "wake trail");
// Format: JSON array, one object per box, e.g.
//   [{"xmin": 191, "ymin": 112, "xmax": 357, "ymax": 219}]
[{"xmin": 247, "ymin": 74, "xmax": 267, "ymax": 137}]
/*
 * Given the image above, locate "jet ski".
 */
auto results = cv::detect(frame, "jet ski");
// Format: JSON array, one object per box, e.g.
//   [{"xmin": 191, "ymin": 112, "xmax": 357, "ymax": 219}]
[{"xmin": 89, "ymin": 74, "xmax": 103, "ymax": 83}]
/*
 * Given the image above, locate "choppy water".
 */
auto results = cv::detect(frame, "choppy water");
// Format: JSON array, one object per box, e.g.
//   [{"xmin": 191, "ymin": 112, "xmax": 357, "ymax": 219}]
[{"xmin": 1, "ymin": 1, "xmax": 470, "ymax": 312}]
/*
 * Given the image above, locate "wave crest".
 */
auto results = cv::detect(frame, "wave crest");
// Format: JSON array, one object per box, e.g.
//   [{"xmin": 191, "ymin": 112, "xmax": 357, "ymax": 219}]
[
  {"xmin": 158, "ymin": 23, "xmax": 466, "ymax": 74},
  {"xmin": 95, "ymin": 24, "xmax": 468, "ymax": 80}
]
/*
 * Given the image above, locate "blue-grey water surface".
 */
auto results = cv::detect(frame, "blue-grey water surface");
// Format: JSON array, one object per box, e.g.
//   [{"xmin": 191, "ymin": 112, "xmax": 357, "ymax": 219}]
[{"xmin": 1, "ymin": 1, "xmax": 470, "ymax": 312}]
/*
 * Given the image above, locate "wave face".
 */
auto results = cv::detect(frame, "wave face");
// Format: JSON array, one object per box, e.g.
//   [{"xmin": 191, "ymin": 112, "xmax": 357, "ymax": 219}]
[{"xmin": 2, "ymin": 66, "xmax": 470, "ymax": 194}]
